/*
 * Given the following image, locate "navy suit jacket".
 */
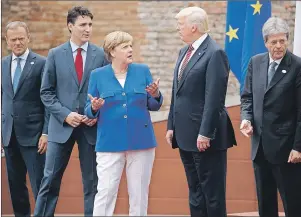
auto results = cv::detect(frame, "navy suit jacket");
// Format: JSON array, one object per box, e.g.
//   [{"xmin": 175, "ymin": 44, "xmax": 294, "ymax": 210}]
[
  {"xmin": 1, "ymin": 51, "xmax": 49, "ymax": 147},
  {"xmin": 85, "ymin": 63, "xmax": 163, "ymax": 152},
  {"xmin": 167, "ymin": 36, "xmax": 236, "ymax": 152},
  {"xmin": 40, "ymin": 42, "xmax": 107, "ymax": 144}
]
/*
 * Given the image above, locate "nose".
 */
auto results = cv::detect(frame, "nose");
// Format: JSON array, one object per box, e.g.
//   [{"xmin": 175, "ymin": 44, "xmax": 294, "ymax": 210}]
[{"xmin": 275, "ymin": 41, "xmax": 282, "ymax": 48}]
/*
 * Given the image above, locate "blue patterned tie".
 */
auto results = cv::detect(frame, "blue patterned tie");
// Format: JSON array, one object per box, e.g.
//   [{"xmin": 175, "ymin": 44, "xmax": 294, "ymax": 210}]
[{"xmin": 13, "ymin": 57, "xmax": 22, "ymax": 93}]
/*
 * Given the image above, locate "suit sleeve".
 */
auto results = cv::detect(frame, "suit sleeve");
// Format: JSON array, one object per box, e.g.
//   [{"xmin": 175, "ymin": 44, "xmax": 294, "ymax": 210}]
[
  {"xmin": 84, "ymin": 70, "xmax": 100, "ymax": 119},
  {"xmin": 167, "ymin": 50, "xmax": 182, "ymax": 131},
  {"xmin": 240, "ymin": 58, "xmax": 254, "ymax": 123},
  {"xmin": 145, "ymin": 66, "xmax": 163, "ymax": 111},
  {"xmin": 199, "ymin": 49, "xmax": 229, "ymax": 138},
  {"xmin": 167, "ymin": 80, "xmax": 175, "ymax": 131},
  {"xmin": 294, "ymin": 67, "xmax": 301, "ymax": 152},
  {"xmin": 40, "ymin": 59, "xmax": 50, "ymax": 135},
  {"xmin": 40, "ymin": 49, "xmax": 71, "ymax": 125}
]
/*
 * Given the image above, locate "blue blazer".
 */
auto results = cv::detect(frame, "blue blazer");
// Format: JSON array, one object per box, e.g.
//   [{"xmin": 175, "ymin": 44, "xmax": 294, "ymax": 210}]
[{"xmin": 85, "ymin": 63, "xmax": 163, "ymax": 152}]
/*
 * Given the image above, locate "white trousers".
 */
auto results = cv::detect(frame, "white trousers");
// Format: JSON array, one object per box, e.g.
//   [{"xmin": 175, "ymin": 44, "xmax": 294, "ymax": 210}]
[{"xmin": 93, "ymin": 148, "xmax": 155, "ymax": 216}]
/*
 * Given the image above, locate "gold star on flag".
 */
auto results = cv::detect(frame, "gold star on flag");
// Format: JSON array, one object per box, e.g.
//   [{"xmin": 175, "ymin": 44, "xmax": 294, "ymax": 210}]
[
  {"xmin": 251, "ymin": 1, "xmax": 263, "ymax": 15},
  {"xmin": 226, "ymin": 25, "xmax": 239, "ymax": 42}
]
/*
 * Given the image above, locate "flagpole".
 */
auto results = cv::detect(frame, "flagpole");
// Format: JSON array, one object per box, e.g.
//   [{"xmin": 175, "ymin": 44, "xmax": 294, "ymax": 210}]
[{"xmin": 293, "ymin": 1, "xmax": 301, "ymax": 57}]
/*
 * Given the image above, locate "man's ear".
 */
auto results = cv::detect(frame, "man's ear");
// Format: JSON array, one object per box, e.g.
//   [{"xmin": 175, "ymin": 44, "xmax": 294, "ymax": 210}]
[{"xmin": 67, "ymin": 23, "xmax": 73, "ymax": 33}]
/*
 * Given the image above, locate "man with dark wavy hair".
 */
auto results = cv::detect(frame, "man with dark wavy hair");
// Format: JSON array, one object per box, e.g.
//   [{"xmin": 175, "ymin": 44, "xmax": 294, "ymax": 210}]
[{"xmin": 34, "ymin": 6, "xmax": 108, "ymax": 216}]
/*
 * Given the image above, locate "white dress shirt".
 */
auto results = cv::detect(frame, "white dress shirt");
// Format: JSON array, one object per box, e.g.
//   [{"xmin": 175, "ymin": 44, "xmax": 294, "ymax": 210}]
[
  {"xmin": 70, "ymin": 40, "xmax": 88, "ymax": 70},
  {"xmin": 11, "ymin": 49, "xmax": 29, "ymax": 83},
  {"xmin": 178, "ymin": 33, "xmax": 208, "ymax": 74},
  {"xmin": 269, "ymin": 54, "xmax": 283, "ymax": 71}
]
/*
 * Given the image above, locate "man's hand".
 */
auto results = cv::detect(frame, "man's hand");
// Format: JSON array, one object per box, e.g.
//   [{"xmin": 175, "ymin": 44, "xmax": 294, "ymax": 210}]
[
  {"xmin": 88, "ymin": 94, "xmax": 105, "ymax": 112},
  {"xmin": 288, "ymin": 149, "xmax": 301, "ymax": 163},
  {"xmin": 165, "ymin": 130, "xmax": 174, "ymax": 146},
  {"xmin": 240, "ymin": 119, "xmax": 253, "ymax": 137},
  {"xmin": 197, "ymin": 135, "xmax": 210, "ymax": 152},
  {"xmin": 38, "ymin": 135, "xmax": 48, "ymax": 154},
  {"xmin": 65, "ymin": 112, "xmax": 84, "ymax": 128},
  {"xmin": 146, "ymin": 78, "xmax": 160, "ymax": 98},
  {"xmin": 82, "ymin": 116, "xmax": 97, "ymax": 127}
]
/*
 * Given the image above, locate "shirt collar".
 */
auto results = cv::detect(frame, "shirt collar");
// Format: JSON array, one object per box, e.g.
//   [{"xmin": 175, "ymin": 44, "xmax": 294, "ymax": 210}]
[
  {"xmin": 12, "ymin": 48, "xmax": 29, "ymax": 61},
  {"xmin": 191, "ymin": 33, "xmax": 208, "ymax": 50},
  {"xmin": 70, "ymin": 40, "xmax": 88, "ymax": 52},
  {"xmin": 269, "ymin": 53, "xmax": 283, "ymax": 66}
]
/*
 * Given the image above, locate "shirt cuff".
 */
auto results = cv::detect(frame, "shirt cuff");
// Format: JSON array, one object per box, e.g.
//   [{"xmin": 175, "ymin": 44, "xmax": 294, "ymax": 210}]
[
  {"xmin": 42, "ymin": 134, "xmax": 48, "ymax": 136},
  {"xmin": 199, "ymin": 134, "xmax": 211, "ymax": 140}
]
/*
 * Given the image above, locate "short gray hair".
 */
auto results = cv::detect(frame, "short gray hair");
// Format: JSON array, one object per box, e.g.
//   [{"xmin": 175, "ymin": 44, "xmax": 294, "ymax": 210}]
[
  {"xmin": 175, "ymin": 7, "xmax": 210, "ymax": 33},
  {"xmin": 262, "ymin": 17, "xmax": 289, "ymax": 42},
  {"xmin": 6, "ymin": 21, "xmax": 30, "ymax": 36}
]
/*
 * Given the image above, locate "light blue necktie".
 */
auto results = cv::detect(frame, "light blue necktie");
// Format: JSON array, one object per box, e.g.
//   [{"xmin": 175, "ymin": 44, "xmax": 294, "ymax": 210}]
[
  {"xmin": 13, "ymin": 57, "xmax": 22, "ymax": 93},
  {"xmin": 267, "ymin": 61, "xmax": 278, "ymax": 85}
]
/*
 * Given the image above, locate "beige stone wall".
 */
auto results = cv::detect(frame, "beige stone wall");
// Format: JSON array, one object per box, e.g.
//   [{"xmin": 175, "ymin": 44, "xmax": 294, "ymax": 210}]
[{"xmin": 1, "ymin": 1, "xmax": 297, "ymax": 111}]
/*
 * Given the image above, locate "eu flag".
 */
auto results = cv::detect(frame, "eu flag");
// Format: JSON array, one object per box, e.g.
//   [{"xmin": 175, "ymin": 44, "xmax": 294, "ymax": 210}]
[{"xmin": 225, "ymin": 0, "xmax": 271, "ymax": 92}]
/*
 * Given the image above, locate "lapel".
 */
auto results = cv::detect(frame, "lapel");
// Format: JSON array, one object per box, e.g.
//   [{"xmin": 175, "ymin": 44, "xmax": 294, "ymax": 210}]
[
  {"xmin": 79, "ymin": 43, "xmax": 96, "ymax": 91},
  {"xmin": 2, "ymin": 55, "xmax": 14, "ymax": 97},
  {"xmin": 173, "ymin": 47, "xmax": 188, "ymax": 90},
  {"xmin": 64, "ymin": 42, "xmax": 79, "ymax": 87},
  {"xmin": 176, "ymin": 36, "xmax": 209, "ymax": 94},
  {"xmin": 265, "ymin": 51, "xmax": 291, "ymax": 93},
  {"xmin": 14, "ymin": 51, "xmax": 36, "ymax": 96},
  {"xmin": 257, "ymin": 53, "xmax": 269, "ymax": 95}
]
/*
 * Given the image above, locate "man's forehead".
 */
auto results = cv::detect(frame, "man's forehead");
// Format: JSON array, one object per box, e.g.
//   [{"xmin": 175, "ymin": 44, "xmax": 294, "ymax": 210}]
[{"xmin": 75, "ymin": 16, "xmax": 92, "ymax": 23}]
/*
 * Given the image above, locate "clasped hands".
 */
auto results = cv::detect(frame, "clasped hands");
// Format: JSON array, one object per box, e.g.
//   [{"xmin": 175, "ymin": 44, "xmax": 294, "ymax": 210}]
[
  {"xmin": 65, "ymin": 112, "xmax": 97, "ymax": 128},
  {"xmin": 240, "ymin": 119, "xmax": 301, "ymax": 164}
]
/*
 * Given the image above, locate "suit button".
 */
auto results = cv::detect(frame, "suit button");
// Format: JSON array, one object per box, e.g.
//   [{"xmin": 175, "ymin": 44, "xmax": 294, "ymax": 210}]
[
  {"xmin": 123, "ymin": 104, "xmax": 126, "ymax": 107},
  {"xmin": 122, "ymin": 92, "xmax": 126, "ymax": 96},
  {"xmin": 124, "ymin": 115, "xmax": 127, "ymax": 119},
  {"xmin": 144, "ymin": 124, "xmax": 148, "ymax": 127}
]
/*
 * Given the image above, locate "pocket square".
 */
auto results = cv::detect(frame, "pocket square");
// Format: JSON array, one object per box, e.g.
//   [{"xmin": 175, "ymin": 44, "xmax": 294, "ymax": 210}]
[
  {"xmin": 282, "ymin": 70, "xmax": 286, "ymax": 73},
  {"xmin": 30, "ymin": 62, "xmax": 34, "ymax": 65}
]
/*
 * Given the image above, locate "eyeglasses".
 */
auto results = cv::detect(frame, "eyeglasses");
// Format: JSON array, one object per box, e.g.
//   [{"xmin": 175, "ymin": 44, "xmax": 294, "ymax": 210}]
[{"xmin": 268, "ymin": 39, "xmax": 287, "ymax": 46}]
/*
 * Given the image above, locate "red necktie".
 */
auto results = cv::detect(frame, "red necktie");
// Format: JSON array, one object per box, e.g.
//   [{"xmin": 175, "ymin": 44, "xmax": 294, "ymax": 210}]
[
  {"xmin": 178, "ymin": 45, "xmax": 194, "ymax": 82},
  {"xmin": 75, "ymin": 48, "xmax": 83, "ymax": 83}
]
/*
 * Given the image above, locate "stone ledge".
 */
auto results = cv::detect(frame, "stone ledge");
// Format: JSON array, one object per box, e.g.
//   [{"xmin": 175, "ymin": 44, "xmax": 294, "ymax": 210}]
[{"xmin": 228, "ymin": 212, "xmax": 285, "ymax": 217}]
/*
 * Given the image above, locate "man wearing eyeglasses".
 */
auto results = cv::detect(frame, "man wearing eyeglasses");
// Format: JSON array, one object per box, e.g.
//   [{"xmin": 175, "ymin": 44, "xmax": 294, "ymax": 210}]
[{"xmin": 241, "ymin": 17, "xmax": 301, "ymax": 217}]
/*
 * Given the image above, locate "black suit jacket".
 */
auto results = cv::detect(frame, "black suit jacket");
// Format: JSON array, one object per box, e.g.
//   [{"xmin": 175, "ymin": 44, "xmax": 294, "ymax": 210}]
[
  {"xmin": 1, "ymin": 51, "xmax": 49, "ymax": 147},
  {"xmin": 241, "ymin": 51, "xmax": 301, "ymax": 164},
  {"xmin": 167, "ymin": 36, "xmax": 236, "ymax": 152}
]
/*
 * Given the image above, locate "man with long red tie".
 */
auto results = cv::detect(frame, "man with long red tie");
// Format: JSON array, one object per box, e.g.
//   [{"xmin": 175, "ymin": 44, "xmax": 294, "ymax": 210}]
[{"xmin": 34, "ymin": 6, "xmax": 108, "ymax": 216}]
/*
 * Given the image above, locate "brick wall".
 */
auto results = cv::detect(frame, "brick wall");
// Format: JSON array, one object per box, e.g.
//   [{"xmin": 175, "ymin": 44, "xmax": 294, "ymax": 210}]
[{"xmin": 1, "ymin": 1, "xmax": 297, "ymax": 111}]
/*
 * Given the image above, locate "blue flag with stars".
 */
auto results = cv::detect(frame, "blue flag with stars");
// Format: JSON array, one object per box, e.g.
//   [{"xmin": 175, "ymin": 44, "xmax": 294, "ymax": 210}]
[{"xmin": 225, "ymin": 0, "xmax": 271, "ymax": 92}]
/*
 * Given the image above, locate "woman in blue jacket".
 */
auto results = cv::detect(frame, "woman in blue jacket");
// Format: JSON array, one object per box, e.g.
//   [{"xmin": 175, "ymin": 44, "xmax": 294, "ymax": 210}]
[{"xmin": 85, "ymin": 31, "xmax": 163, "ymax": 216}]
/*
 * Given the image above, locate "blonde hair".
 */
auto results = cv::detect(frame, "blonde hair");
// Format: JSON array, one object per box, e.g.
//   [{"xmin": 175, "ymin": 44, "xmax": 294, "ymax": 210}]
[
  {"xmin": 175, "ymin": 7, "xmax": 210, "ymax": 33},
  {"xmin": 103, "ymin": 31, "xmax": 133, "ymax": 62}
]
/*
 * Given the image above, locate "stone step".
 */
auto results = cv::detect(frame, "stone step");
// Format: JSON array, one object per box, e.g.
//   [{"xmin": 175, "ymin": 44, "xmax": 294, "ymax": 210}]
[{"xmin": 228, "ymin": 212, "xmax": 285, "ymax": 217}]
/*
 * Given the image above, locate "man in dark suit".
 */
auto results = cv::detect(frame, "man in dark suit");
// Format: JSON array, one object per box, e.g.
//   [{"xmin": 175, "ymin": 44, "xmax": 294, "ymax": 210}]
[
  {"xmin": 241, "ymin": 17, "xmax": 301, "ymax": 217},
  {"xmin": 34, "ymin": 6, "xmax": 108, "ymax": 216},
  {"xmin": 166, "ymin": 7, "xmax": 236, "ymax": 217},
  {"xmin": 1, "ymin": 21, "xmax": 49, "ymax": 217}
]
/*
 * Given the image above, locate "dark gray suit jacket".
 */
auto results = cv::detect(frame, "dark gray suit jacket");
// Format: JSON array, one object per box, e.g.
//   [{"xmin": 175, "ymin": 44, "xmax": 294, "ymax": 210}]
[
  {"xmin": 40, "ymin": 42, "xmax": 107, "ymax": 144},
  {"xmin": 1, "ymin": 51, "xmax": 49, "ymax": 147},
  {"xmin": 167, "ymin": 36, "xmax": 236, "ymax": 152},
  {"xmin": 241, "ymin": 51, "xmax": 301, "ymax": 164}
]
